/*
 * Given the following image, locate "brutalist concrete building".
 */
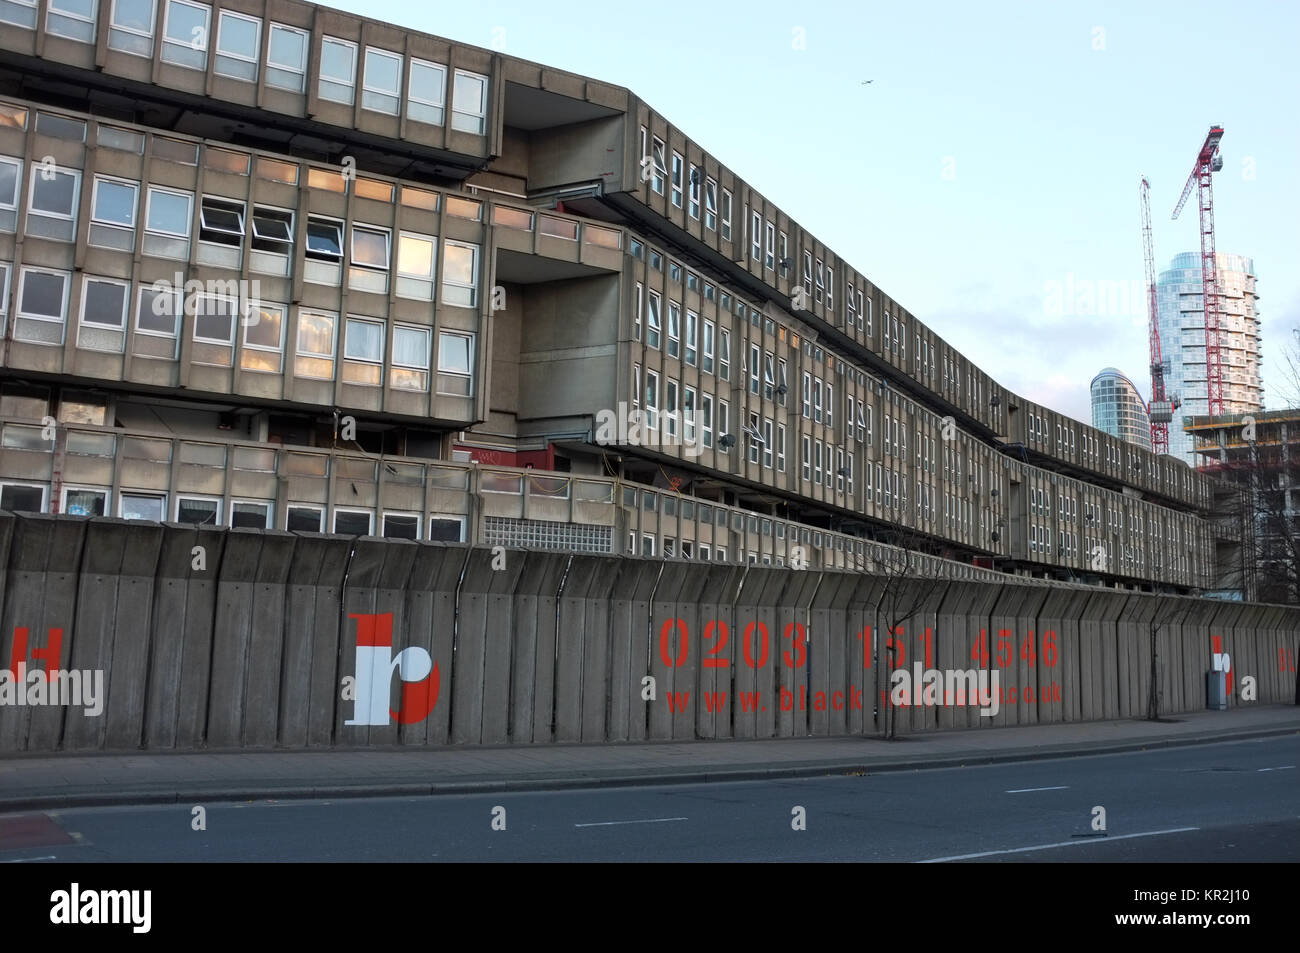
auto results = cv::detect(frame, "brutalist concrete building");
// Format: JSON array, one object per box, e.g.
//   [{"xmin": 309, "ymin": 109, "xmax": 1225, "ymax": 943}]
[{"xmin": 0, "ymin": 0, "xmax": 1217, "ymax": 589}]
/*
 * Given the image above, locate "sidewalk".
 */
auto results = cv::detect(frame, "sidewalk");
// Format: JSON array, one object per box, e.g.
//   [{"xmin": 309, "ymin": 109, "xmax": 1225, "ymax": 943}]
[{"xmin": 1, "ymin": 705, "xmax": 1297, "ymax": 812}]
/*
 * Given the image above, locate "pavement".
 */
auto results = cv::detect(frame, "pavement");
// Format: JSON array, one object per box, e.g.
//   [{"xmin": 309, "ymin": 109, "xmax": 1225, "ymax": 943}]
[{"xmin": 1, "ymin": 705, "xmax": 1296, "ymax": 813}]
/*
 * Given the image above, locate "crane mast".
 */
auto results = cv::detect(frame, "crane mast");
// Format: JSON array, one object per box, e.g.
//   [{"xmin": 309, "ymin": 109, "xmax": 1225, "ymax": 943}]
[
  {"xmin": 1141, "ymin": 177, "xmax": 1173, "ymax": 453},
  {"xmin": 1171, "ymin": 125, "xmax": 1225, "ymax": 417}
]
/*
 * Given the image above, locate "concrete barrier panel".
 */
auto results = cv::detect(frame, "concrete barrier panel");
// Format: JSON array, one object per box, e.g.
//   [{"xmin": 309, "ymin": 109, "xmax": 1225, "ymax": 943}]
[
  {"xmin": 146, "ymin": 523, "xmax": 225, "ymax": 748},
  {"xmin": 810, "ymin": 571, "xmax": 859, "ymax": 738},
  {"xmin": 0, "ymin": 514, "xmax": 87, "ymax": 751},
  {"xmin": 693, "ymin": 564, "xmax": 747, "ymax": 740},
  {"xmin": 207, "ymin": 529, "xmax": 273, "ymax": 748},
  {"xmin": 606, "ymin": 559, "xmax": 662, "ymax": 743},
  {"xmin": 279, "ymin": 532, "xmax": 352, "ymax": 748},
  {"xmin": 403, "ymin": 543, "xmax": 468, "ymax": 746},
  {"xmin": 774, "ymin": 570, "xmax": 820, "ymax": 738},
  {"xmin": 239, "ymin": 529, "xmax": 296, "ymax": 748}
]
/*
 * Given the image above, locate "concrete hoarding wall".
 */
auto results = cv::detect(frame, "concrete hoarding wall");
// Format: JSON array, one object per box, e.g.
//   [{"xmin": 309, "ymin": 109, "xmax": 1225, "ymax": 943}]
[{"xmin": 0, "ymin": 513, "xmax": 1295, "ymax": 753}]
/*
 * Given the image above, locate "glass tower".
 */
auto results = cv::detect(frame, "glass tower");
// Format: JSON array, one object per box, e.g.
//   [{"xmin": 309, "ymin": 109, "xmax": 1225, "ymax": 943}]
[
  {"xmin": 1090, "ymin": 367, "xmax": 1153, "ymax": 451},
  {"xmin": 1156, "ymin": 252, "xmax": 1262, "ymax": 465}
]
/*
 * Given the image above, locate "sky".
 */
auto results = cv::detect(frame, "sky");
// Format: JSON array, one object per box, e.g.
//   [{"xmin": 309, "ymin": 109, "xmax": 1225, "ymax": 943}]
[{"xmin": 320, "ymin": 0, "xmax": 1300, "ymax": 423}]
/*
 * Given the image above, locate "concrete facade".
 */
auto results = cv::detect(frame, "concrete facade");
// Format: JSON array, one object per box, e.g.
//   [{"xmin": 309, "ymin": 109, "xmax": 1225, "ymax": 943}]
[{"xmin": 0, "ymin": 0, "xmax": 1220, "ymax": 592}]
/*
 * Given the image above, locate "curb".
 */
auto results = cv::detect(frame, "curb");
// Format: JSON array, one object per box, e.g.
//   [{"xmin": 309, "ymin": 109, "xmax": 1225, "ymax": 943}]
[{"xmin": 3, "ymin": 724, "xmax": 1296, "ymax": 814}]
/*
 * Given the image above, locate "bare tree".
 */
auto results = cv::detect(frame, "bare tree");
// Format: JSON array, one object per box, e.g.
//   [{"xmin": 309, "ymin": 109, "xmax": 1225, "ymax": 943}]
[{"xmin": 866, "ymin": 525, "xmax": 950, "ymax": 740}]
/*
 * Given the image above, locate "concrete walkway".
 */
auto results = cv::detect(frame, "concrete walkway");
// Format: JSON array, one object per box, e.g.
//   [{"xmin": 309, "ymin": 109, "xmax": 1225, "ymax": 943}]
[{"xmin": 1, "ymin": 705, "xmax": 1296, "ymax": 812}]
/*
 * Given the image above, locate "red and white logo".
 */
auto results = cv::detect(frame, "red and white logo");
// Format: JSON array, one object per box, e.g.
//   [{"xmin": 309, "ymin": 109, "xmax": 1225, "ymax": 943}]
[{"xmin": 345, "ymin": 613, "xmax": 440, "ymax": 726}]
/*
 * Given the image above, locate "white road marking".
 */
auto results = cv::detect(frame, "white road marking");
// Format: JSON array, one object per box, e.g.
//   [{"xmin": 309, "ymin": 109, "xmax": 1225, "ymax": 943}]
[
  {"xmin": 1257, "ymin": 765, "xmax": 1296, "ymax": 772},
  {"xmin": 917, "ymin": 827, "xmax": 1199, "ymax": 863},
  {"xmin": 1005, "ymin": 785, "xmax": 1070, "ymax": 793},
  {"xmin": 575, "ymin": 816, "xmax": 688, "ymax": 828}
]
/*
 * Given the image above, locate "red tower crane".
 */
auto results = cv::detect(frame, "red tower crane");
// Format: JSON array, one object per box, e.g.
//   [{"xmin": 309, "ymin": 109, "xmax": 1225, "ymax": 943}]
[
  {"xmin": 1141, "ymin": 177, "xmax": 1174, "ymax": 453},
  {"xmin": 1171, "ymin": 125, "xmax": 1225, "ymax": 417}
]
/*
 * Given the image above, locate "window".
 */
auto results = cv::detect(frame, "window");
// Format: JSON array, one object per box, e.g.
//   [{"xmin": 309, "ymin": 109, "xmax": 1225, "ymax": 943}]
[
  {"xmin": 77, "ymin": 275, "xmax": 129, "ymax": 352},
  {"xmin": 777, "ymin": 424, "xmax": 786, "ymax": 472},
  {"xmin": 266, "ymin": 23, "xmax": 308, "ymax": 92},
  {"xmin": 702, "ymin": 320, "xmax": 714, "ymax": 373},
  {"xmin": 27, "ymin": 165, "xmax": 80, "ymax": 241},
  {"xmin": 747, "ymin": 413, "xmax": 761, "ymax": 465},
  {"xmin": 0, "ymin": 262, "xmax": 8, "ymax": 334},
  {"xmin": 685, "ymin": 310, "xmax": 698, "ymax": 366},
  {"xmin": 665, "ymin": 379, "xmax": 678, "ymax": 438},
  {"xmin": 646, "ymin": 291, "xmax": 662, "ymax": 349},
  {"xmin": 15, "ymin": 268, "xmax": 70, "ymax": 344},
  {"xmin": 667, "ymin": 302, "xmax": 680, "ymax": 358},
  {"xmin": 143, "ymin": 186, "xmax": 193, "ymax": 257},
  {"xmin": 429, "ymin": 516, "xmax": 465, "ymax": 542},
  {"xmin": 349, "ymin": 224, "xmax": 390, "ymax": 293},
  {"xmin": 161, "ymin": 0, "xmax": 210, "ymax": 70},
  {"xmin": 704, "ymin": 178, "xmax": 717, "ymax": 230},
  {"xmin": 176, "ymin": 496, "xmax": 220, "ymax": 525},
  {"xmin": 0, "ymin": 155, "xmax": 19, "ymax": 232},
  {"xmin": 814, "ymin": 378, "xmax": 823, "ymax": 423},
  {"xmin": 343, "ymin": 317, "xmax": 384, "ymax": 385},
  {"xmin": 136, "ymin": 283, "xmax": 180, "ymax": 338},
  {"xmin": 670, "ymin": 152, "xmax": 683, "ymax": 207},
  {"xmin": 108, "ymin": 0, "xmax": 155, "ymax": 55},
  {"xmin": 250, "ymin": 206, "xmax": 293, "ymax": 259},
  {"xmin": 240, "ymin": 301, "xmax": 285, "ymax": 372},
  {"xmin": 408, "ymin": 58, "xmax": 446, "ymax": 125},
  {"xmin": 228, "ymin": 500, "xmax": 271, "ymax": 529},
  {"xmin": 765, "ymin": 221, "xmax": 775, "ymax": 270},
  {"xmin": 718, "ymin": 400, "xmax": 729, "ymax": 448},
  {"xmin": 644, "ymin": 370, "xmax": 659, "ymax": 429},
  {"xmin": 1, "ymin": 0, "xmax": 37, "ymax": 28},
  {"xmin": 305, "ymin": 217, "xmax": 343, "ymax": 263},
  {"xmin": 721, "ymin": 189, "xmax": 732, "ymax": 240},
  {"xmin": 215, "ymin": 10, "xmax": 260, "ymax": 80},
  {"xmin": 451, "ymin": 69, "xmax": 488, "ymax": 134},
  {"xmin": 363, "ymin": 47, "xmax": 402, "ymax": 115},
  {"xmin": 89, "ymin": 176, "xmax": 138, "ymax": 251},
  {"xmin": 701, "ymin": 393, "xmax": 713, "ymax": 448},
  {"xmin": 827, "ymin": 267, "xmax": 835, "ymax": 311},
  {"xmin": 62, "ymin": 487, "xmax": 108, "ymax": 516},
  {"xmin": 688, "ymin": 164, "xmax": 700, "ymax": 218},
  {"xmin": 117, "ymin": 491, "xmax": 165, "ymax": 522},
  {"xmin": 47, "ymin": 0, "xmax": 97, "ymax": 42},
  {"xmin": 751, "ymin": 210, "xmax": 761, "ymax": 261},
  {"xmin": 285, "ymin": 505, "xmax": 323, "ymax": 532},
  {"xmin": 718, "ymin": 328, "xmax": 730, "ymax": 381},
  {"xmin": 441, "ymin": 240, "xmax": 478, "ymax": 307},
  {"xmin": 392, "ymin": 325, "xmax": 431, "ymax": 391},
  {"xmin": 199, "ymin": 196, "xmax": 245, "ymax": 246},
  {"xmin": 763, "ymin": 351, "xmax": 775, "ymax": 400},
  {"xmin": 437, "ymin": 331, "xmax": 473, "ymax": 396},
  {"xmin": 395, "ymin": 231, "xmax": 437, "ymax": 300},
  {"xmin": 763, "ymin": 419, "xmax": 773, "ymax": 468},
  {"xmin": 295, "ymin": 309, "xmax": 336, "ymax": 380},
  {"xmin": 650, "ymin": 137, "xmax": 667, "ymax": 195},
  {"xmin": 815, "ymin": 258, "xmax": 824, "ymax": 302},
  {"xmin": 319, "ymin": 36, "xmax": 358, "ymax": 105},
  {"xmin": 749, "ymin": 343, "xmax": 760, "ymax": 395},
  {"xmin": 333, "ymin": 509, "xmax": 373, "ymax": 536},
  {"xmin": 192, "ymin": 293, "xmax": 237, "ymax": 345},
  {"xmin": 826, "ymin": 383, "xmax": 834, "ymax": 427}
]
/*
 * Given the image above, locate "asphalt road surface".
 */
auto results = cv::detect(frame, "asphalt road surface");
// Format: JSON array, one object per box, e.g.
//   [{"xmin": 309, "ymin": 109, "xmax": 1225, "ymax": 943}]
[{"xmin": 2, "ymin": 736, "xmax": 1297, "ymax": 862}]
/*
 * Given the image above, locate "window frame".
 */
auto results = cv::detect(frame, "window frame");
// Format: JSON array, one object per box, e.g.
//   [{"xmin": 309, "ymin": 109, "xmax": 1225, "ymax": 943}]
[
  {"xmin": 265, "ymin": 22, "xmax": 308, "ymax": 91},
  {"xmin": 214, "ymin": 8, "xmax": 261, "ymax": 79},
  {"xmin": 362, "ymin": 46, "xmax": 403, "ymax": 116},
  {"xmin": 450, "ymin": 68, "xmax": 489, "ymax": 135},
  {"xmin": 407, "ymin": 57, "xmax": 447, "ymax": 125},
  {"xmin": 160, "ymin": 0, "xmax": 211, "ymax": 69},
  {"xmin": 318, "ymin": 35, "xmax": 359, "ymax": 105}
]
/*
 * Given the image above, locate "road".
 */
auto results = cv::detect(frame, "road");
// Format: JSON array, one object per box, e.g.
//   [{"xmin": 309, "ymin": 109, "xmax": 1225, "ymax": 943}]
[{"xmin": 1, "ymin": 736, "xmax": 1297, "ymax": 862}]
